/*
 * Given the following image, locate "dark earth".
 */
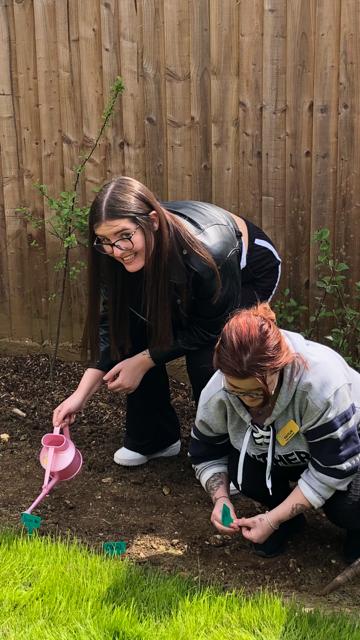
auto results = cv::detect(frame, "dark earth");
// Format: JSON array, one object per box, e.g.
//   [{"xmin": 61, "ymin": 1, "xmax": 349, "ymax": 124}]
[{"xmin": 0, "ymin": 354, "xmax": 359, "ymax": 614}]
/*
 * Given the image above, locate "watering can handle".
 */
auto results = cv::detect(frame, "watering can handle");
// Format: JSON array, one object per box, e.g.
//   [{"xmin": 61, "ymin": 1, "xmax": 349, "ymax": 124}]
[
  {"xmin": 43, "ymin": 446, "xmax": 55, "ymax": 488},
  {"xmin": 62, "ymin": 425, "xmax": 70, "ymax": 440},
  {"xmin": 42, "ymin": 425, "xmax": 61, "ymax": 488}
]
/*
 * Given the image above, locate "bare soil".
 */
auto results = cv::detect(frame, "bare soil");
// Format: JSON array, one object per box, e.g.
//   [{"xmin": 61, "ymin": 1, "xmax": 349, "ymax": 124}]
[{"xmin": 0, "ymin": 354, "xmax": 359, "ymax": 613}]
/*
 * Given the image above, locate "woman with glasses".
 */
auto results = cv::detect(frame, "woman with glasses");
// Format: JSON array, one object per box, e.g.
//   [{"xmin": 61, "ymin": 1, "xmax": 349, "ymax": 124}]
[
  {"xmin": 53, "ymin": 176, "xmax": 280, "ymax": 467},
  {"xmin": 190, "ymin": 303, "xmax": 360, "ymax": 562}
]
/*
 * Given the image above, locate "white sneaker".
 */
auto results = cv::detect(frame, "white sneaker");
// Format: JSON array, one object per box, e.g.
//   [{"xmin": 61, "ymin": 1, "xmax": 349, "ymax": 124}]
[{"xmin": 113, "ymin": 440, "xmax": 181, "ymax": 467}]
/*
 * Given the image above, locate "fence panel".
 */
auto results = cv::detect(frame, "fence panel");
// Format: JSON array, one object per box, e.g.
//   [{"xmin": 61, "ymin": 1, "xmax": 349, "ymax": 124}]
[
  {"xmin": 0, "ymin": 0, "xmax": 359, "ymax": 352},
  {"xmin": 336, "ymin": 0, "xmax": 360, "ymax": 294}
]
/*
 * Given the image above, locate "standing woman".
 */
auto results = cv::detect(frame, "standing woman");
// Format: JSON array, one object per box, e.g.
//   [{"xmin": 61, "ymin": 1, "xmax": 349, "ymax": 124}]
[
  {"xmin": 190, "ymin": 304, "xmax": 360, "ymax": 562},
  {"xmin": 53, "ymin": 177, "xmax": 280, "ymax": 467}
]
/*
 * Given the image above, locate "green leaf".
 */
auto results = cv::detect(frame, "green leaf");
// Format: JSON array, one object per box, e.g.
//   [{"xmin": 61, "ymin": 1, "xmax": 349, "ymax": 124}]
[
  {"xmin": 335, "ymin": 262, "xmax": 349, "ymax": 272},
  {"xmin": 313, "ymin": 227, "xmax": 330, "ymax": 242}
]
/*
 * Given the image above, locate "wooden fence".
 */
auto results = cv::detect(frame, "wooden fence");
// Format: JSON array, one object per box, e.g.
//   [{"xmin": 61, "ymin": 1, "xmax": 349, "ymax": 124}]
[{"xmin": 0, "ymin": 0, "xmax": 359, "ymax": 354}]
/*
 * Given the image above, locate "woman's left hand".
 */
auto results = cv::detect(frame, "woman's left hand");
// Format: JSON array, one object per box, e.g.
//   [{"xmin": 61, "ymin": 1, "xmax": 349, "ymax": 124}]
[
  {"xmin": 103, "ymin": 352, "xmax": 155, "ymax": 394},
  {"xmin": 234, "ymin": 513, "xmax": 277, "ymax": 544}
]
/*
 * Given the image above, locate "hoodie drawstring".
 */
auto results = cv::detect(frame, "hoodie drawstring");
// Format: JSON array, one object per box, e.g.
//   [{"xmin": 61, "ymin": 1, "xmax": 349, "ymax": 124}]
[
  {"xmin": 237, "ymin": 423, "xmax": 275, "ymax": 496},
  {"xmin": 265, "ymin": 425, "xmax": 275, "ymax": 495},
  {"xmin": 237, "ymin": 425, "xmax": 252, "ymax": 491}
]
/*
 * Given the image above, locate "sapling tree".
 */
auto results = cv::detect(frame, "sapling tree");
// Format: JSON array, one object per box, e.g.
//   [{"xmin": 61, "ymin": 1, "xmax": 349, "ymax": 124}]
[{"xmin": 22, "ymin": 77, "xmax": 124, "ymax": 377}]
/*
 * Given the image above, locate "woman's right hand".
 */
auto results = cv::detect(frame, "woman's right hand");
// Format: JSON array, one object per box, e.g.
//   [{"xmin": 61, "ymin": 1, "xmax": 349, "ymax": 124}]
[
  {"xmin": 52, "ymin": 391, "xmax": 86, "ymax": 428},
  {"xmin": 210, "ymin": 497, "xmax": 241, "ymax": 535},
  {"xmin": 52, "ymin": 368, "xmax": 104, "ymax": 429}
]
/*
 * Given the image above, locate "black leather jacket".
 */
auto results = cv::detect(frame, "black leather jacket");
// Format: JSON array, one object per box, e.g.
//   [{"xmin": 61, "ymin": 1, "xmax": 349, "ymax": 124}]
[{"xmin": 97, "ymin": 201, "xmax": 242, "ymax": 370}]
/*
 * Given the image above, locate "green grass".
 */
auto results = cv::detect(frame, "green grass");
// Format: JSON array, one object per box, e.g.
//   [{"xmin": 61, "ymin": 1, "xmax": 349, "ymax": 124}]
[{"xmin": 0, "ymin": 532, "xmax": 359, "ymax": 640}]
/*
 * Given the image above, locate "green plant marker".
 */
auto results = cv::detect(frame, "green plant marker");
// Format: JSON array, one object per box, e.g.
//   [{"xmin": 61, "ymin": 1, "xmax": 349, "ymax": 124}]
[
  {"xmin": 221, "ymin": 503, "xmax": 233, "ymax": 527},
  {"xmin": 21, "ymin": 512, "xmax": 42, "ymax": 535},
  {"xmin": 103, "ymin": 541, "xmax": 127, "ymax": 557}
]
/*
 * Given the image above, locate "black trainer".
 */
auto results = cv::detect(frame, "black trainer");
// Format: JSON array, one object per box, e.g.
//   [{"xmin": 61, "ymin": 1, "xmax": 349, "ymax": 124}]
[
  {"xmin": 344, "ymin": 529, "xmax": 360, "ymax": 564},
  {"xmin": 252, "ymin": 514, "xmax": 306, "ymax": 558}
]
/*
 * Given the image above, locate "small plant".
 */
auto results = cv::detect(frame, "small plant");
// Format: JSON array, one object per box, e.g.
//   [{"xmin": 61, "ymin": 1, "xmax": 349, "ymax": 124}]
[
  {"xmin": 273, "ymin": 288, "xmax": 308, "ymax": 333},
  {"xmin": 275, "ymin": 228, "xmax": 360, "ymax": 369},
  {"xmin": 21, "ymin": 77, "xmax": 125, "ymax": 377},
  {"xmin": 309, "ymin": 228, "xmax": 360, "ymax": 368}
]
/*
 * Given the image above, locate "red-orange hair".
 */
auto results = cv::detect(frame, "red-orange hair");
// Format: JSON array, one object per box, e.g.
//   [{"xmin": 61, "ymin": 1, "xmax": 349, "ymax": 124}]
[{"xmin": 214, "ymin": 303, "xmax": 303, "ymax": 395}]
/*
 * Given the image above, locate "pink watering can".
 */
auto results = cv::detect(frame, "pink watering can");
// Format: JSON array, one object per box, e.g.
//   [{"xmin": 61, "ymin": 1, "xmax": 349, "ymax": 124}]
[{"xmin": 21, "ymin": 425, "xmax": 83, "ymax": 534}]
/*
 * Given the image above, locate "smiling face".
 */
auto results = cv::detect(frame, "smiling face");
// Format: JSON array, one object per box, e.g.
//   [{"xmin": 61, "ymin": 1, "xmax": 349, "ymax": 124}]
[
  {"xmin": 94, "ymin": 216, "xmax": 157, "ymax": 272},
  {"xmin": 224, "ymin": 372, "xmax": 280, "ymax": 407}
]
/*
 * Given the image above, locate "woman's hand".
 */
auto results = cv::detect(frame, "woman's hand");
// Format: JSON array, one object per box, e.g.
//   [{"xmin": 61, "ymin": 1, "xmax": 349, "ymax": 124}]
[
  {"xmin": 53, "ymin": 391, "xmax": 86, "ymax": 428},
  {"xmin": 52, "ymin": 368, "xmax": 104, "ymax": 428},
  {"xmin": 103, "ymin": 351, "xmax": 155, "ymax": 394},
  {"xmin": 211, "ymin": 497, "xmax": 241, "ymax": 535},
  {"xmin": 234, "ymin": 513, "xmax": 277, "ymax": 544},
  {"xmin": 235, "ymin": 487, "xmax": 312, "ymax": 544}
]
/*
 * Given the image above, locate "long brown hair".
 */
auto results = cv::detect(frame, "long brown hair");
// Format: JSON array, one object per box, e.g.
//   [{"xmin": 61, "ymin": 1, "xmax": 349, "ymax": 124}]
[
  {"xmin": 214, "ymin": 303, "xmax": 304, "ymax": 399},
  {"xmin": 83, "ymin": 176, "xmax": 220, "ymax": 361}
]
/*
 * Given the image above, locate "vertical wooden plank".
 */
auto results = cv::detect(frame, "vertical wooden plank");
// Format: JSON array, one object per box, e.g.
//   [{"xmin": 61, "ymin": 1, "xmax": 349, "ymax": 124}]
[
  {"xmin": 0, "ymin": 0, "xmax": 10, "ymax": 338},
  {"xmin": 0, "ymin": 1, "xmax": 30, "ymax": 340},
  {"xmin": 142, "ymin": 0, "xmax": 167, "ymax": 198},
  {"xmin": 13, "ymin": 0, "xmax": 48, "ymax": 344},
  {"xmin": 210, "ymin": 0, "xmax": 239, "ymax": 213},
  {"xmin": 189, "ymin": 0, "xmax": 211, "ymax": 202},
  {"xmin": 262, "ymin": 0, "xmax": 287, "ymax": 273},
  {"xmin": 336, "ymin": 0, "xmax": 360, "ymax": 294},
  {"xmin": 164, "ymin": 0, "xmax": 192, "ymax": 199},
  {"xmin": 33, "ymin": 0, "xmax": 74, "ymax": 345},
  {"xmin": 238, "ymin": 0, "xmax": 263, "ymax": 225},
  {"xmin": 55, "ymin": 0, "xmax": 87, "ymax": 346},
  {"xmin": 0, "ymin": 164, "xmax": 10, "ymax": 339},
  {"xmin": 310, "ymin": 0, "xmax": 340, "ymax": 309},
  {"xmin": 118, "ymin": 0, "xmax": 146, "ymax": 183},
  {"xmin": 100, "ymin": 0, "xmax": 125, "ymax": 182},
  {"xmin": 78, "ymin": 0, "xmax": 105, "ymax": 201},
  {"xmin": 55, "ymin": 0, "xmax": 82, "ymax": 192},
  {"xmin": 68, "ymin": 0, "xmax": 87, "ymax": 209},
  {"xmin": 285, "ymin": 0, "xmax": 315, "ymax": 305}
]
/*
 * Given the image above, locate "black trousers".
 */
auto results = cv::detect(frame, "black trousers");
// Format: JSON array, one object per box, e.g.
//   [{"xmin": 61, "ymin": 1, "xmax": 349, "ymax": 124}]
[
  {"xmin": 228, "ymin": 448, "xmax": 360, "ymax": 531},
  {"xmin": 124, "ymin": 341, "xmax": 215, "ymax": 455}
]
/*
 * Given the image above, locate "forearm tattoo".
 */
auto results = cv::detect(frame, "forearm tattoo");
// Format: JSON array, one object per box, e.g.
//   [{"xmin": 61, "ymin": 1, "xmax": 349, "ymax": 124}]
[
  {"xmin": 290, "ymin": 503, "xmax": 309, "ymax": 517},
  {"xmin": 205, "ymin": 473, "xmax": 229, "ymax": 499}
]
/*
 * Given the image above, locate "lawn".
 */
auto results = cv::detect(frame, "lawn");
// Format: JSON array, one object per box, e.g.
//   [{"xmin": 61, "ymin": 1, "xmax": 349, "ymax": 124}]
[{"xmin": 0, "ymin": 533, "xmax": 359, "ymax": 640}]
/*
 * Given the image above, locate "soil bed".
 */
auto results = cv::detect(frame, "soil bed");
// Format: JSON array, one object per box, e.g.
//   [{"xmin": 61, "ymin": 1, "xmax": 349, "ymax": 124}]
[{"xmin": 0, "ymin": 354, "xmax": 359, "ymax": 613}]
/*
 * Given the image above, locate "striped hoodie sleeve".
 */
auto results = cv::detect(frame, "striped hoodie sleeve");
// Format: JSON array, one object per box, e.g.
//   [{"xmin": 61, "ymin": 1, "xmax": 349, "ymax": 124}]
[
  {"xmin": 299, "ymin": 385, "xmax": 360, "ymax": 508},
  {"xmin": 189, "ymin": 396, "xmax": 231, "ymax": 490}
]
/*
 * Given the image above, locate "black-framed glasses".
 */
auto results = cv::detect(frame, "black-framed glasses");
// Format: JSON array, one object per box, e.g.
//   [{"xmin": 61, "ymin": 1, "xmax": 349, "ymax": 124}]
[
  {"xmin": 224, "ymin": 387, "xmax": 265, "ymax": 399},
  {"xmin": 93, "ymin": 225, "xmax": 140, "ymax": 254}
]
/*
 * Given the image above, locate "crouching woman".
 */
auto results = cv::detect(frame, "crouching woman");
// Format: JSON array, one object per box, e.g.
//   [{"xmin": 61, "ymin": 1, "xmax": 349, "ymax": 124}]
[{"xmin": 189, "ymin": 304, "xmax": 360, "ymax": 561}]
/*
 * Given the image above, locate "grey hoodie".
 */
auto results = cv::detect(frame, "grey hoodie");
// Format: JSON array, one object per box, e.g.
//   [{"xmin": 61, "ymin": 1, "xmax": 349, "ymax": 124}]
[{"xmin": 190, "ymin": 330, "xmax": 360, "ymax": 508}]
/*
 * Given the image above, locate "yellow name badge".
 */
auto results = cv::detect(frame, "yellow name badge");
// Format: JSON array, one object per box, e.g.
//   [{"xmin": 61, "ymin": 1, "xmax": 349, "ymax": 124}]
[{"xmin": 276, "ymin": 420, "xmax": 300, "ymax": 446}]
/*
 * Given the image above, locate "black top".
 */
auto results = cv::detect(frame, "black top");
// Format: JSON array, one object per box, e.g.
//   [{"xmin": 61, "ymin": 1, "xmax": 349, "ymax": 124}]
[{"xmin": 96, "ymin": 200, "xmax": 243, "ymax": 370}]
